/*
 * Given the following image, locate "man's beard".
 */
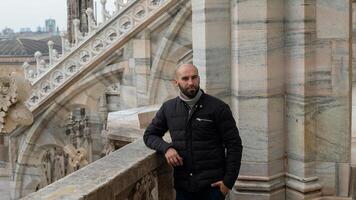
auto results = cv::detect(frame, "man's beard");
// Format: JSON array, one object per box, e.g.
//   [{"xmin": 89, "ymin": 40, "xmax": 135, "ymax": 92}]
[{"xmin": 178, "ymin": 84, "xmax": 199, "ymax": 99}]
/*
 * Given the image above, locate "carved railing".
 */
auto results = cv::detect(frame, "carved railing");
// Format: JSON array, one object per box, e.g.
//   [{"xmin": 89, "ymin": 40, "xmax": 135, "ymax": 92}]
[
  {"xmin": 23, "ymin": 0, "xmax": 177, "ymax": 113},
  {"xmin": 20, "ymin": 139, "xmax": 174, "ymax": 200}
]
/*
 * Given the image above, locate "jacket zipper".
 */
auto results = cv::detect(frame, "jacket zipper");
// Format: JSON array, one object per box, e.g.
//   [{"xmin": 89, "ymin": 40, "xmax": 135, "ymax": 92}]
[
  {"xmin": 185, "ymin": 104, "xmax": 198, "ymax": 180},
  {"xmin": 196, "ymin": 118, "xmax": 213, "ymax": 122}
]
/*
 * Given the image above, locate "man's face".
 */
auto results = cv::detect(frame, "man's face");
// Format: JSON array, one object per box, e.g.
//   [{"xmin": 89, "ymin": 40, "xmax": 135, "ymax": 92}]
[{"xmin": 175, "ymin": 64, "xmax": 200, "ymax": 98}]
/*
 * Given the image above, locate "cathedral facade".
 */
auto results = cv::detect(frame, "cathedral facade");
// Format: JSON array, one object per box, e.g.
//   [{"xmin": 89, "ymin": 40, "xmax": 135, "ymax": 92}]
[{"xmin": 0, "ymin": 0, "xmax": 355, "ymax": 199}]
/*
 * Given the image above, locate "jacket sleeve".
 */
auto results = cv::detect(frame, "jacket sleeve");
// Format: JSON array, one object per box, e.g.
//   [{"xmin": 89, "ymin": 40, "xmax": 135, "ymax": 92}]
[
  {"xmin": 143, "ymin": 103, "xmax": 171, "ymax": 154},
  {"xmin": 216, "ymin": 103, "xmax": 243, "ymax": 189}
]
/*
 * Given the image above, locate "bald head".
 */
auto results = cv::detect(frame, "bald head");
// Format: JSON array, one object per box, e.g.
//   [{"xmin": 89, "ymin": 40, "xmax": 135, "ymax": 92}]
[
  {"xmin": 174, "ymin": 63, "xmax": 200, "ymax": 98},
  {"xmin": 175, "ymin": 63, "xmax": 199, "ymax": 79}
]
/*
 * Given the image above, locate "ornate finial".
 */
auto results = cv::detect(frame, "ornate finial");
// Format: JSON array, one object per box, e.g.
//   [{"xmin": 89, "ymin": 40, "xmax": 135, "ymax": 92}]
[
  {"xmin": 73, "ymin": 19, "xmax": 81, "ymax": 27},
  {"xmin": 22, "ymin": 62, "xmax": 30, "ymax": 69},
  {"xmin": 86, "ymin": 8, "xmax": 93, "ymax": 15},
  {"xmin": 34, "ymin": 51, "xmax": 42, "ymax": 59},
  {"xmin": 47, "ymin": 40, "xmax": 54, "ymax": 47},
  {"xmin": 39, "ymin": 60, "xmax": 46, "ymax": 68}
]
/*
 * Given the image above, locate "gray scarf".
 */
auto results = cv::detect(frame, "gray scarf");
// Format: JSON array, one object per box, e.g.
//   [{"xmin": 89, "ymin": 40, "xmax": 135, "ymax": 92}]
[{"xmin": 179, "ymin": 89, "xmax": 202, "ymax": 109}]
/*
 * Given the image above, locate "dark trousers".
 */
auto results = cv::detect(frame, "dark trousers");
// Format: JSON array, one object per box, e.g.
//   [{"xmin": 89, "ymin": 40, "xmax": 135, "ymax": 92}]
[{"xmin": 175, "ymin": 187, "xmax": 225, "ymax": 200}]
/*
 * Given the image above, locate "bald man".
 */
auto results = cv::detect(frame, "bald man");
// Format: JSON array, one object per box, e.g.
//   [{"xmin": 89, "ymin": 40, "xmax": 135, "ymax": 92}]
[{"xmin": 144, "ymin": 63, "xmax": 242, "ymax": 200}]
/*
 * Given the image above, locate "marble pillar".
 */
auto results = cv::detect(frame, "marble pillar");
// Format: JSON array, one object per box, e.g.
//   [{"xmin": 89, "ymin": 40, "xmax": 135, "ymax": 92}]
[
  {"xmin": 230, "ymin": 0, "xmax": 286, "ymax": 199},
  {"xmin": 192, "ymin": 0, "xmax": 231, "ymax": 101},
  {"xmin": 284, "ymin": 1, "xmax": 321, "ymax": 198},
  {"xmin": 285, "ymin": 0, "xmax": 351, "ymax": 198}
]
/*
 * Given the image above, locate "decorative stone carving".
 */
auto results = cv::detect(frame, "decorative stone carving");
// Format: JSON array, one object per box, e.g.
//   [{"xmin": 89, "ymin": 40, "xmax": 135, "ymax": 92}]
[
  {"xmin": 105, "ymin": 83, "xmax": 121, "ymax": 95},
  {"xmin": 128, "ymin": 172, "xmax": 155, "ymax": 200},
  {"xmin": 73, "ymin": 19, "xmax": 84, "ymax": 45},
  {"xmin": 64, "ymin": 144, "xmax": 89, "ymax": 171},
  {"xmin": 86, "ymin": 8, "xmax": 97, "ymax": 34},
  {"xmin": 101, "ymin": 0, "xmax": 111, "ymax": 22},
  {"xmin": 64, "ymin": 108, "xmax": 92, "ymax": 164},
  {"xmin": 39, "ymin": 147, "xmax": 66, "ymax": 189},
  {"xmin": 25, "ymin": 0, "xmax": 169, "ymax": 110},
  {"xmin": 0, "ymin": 73, "xmax": 33, "ymax": 134}
]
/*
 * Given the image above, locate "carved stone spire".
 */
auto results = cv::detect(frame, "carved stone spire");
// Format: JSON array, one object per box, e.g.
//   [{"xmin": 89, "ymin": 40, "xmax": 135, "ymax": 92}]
[{"xmin": 67, "ymin": 0, "xmax": 94, "ymax": 43}]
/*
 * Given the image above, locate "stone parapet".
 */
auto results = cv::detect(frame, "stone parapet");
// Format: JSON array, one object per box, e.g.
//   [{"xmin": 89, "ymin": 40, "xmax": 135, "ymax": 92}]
[{"xmin": 20, "ymin": 139, "xmax": 174, "ymax": 200}]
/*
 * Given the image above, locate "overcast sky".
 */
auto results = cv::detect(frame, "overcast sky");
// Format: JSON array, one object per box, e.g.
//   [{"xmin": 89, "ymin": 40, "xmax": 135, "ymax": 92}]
[{"xmin": 0, "ymin": 0, "xmax": 116, "ymax": 32}]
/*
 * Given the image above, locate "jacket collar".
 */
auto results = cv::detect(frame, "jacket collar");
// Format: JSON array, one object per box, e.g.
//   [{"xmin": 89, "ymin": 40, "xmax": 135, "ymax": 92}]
[{"xmin": 177, "ymin": 89, "xmax": 206, "ymax": 108}]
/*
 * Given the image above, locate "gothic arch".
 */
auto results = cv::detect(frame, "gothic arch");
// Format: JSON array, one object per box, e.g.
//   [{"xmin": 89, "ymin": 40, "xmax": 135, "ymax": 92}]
[
  {"xmin": 148, "ymin": 2, "xmax": 192, "ymax": 104},
  {"xmin": 11, "ymin": 62, "xmax": 124, "ymax": 198}
]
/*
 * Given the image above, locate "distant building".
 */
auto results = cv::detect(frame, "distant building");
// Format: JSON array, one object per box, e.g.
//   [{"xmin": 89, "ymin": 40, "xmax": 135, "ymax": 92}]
[
  {"xmin": 19, "ymin": 27, "xmax": 32, "ymax": 33},
  {"xmin": 45, "ymin": 19, "xmax": 56, "ymax": 33},
  {"xmin": 2, "ymin": 28, "xmax": 14, "ymax": 36},
  {"xmin": 36, "ymin": 26, "xmax": 44, "ymax": 33}
]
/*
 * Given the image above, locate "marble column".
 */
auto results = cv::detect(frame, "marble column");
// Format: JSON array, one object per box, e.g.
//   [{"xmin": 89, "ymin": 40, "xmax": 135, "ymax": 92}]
[
  {"xmin": 285, "ymin": 0, "xmax": 351, "ymax": 198},
  {"xmin": 230, "ymin": 0, "xmax": 285, "ymax": 199},
  {"xmin": 192, "ymin": 0, "xmax": 231, "ymax": 101}
]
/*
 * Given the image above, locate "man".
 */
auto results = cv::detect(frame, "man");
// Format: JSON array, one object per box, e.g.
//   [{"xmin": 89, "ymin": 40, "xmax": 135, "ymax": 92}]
[{"xmin": 143, "ymin": 63, "xmax": 242, "ymax": 200}]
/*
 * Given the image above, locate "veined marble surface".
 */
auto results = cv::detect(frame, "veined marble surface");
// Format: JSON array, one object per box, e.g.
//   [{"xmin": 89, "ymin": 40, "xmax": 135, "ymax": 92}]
[{"xmin": 107, "ymin": 105, "xmax": 160, "ymax": 130}]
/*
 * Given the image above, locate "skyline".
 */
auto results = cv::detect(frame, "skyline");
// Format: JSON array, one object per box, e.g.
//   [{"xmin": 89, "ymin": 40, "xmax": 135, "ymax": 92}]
[
  {"xmin": 0, "ymin": 0, "xmax": 67, "ymax": 32},
  {"xmin": 0, "ymin": 0, "xmax": 116, "ymax": 33}
]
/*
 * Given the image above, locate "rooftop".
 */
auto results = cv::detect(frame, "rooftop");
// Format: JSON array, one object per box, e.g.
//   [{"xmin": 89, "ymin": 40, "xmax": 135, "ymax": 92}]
[{"xmin": 0, "ymin": 37, "xmax": 61, "ymax": 57}]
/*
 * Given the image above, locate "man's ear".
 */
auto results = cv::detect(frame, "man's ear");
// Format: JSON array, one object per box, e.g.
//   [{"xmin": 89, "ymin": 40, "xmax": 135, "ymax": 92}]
[{"xmin": 172, "ymin": 79, "xmax": 178, "ymax": 86}]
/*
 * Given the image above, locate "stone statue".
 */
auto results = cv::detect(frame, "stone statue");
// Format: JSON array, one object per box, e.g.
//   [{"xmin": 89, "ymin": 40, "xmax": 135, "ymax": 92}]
[
  {"xmin": 39, "ymin": 147, "xmax": 66, "ymax": 189},
  {"xmin": 40, "ymin": 150, "xmax": 52, "ymax": 186},
  {"xmin": 64, "ymin": 144, "xmax": 89, "ymax": 172},
  {"xmin": 53, "ymin": 149, "xmax": 66, "ymax": 182}
]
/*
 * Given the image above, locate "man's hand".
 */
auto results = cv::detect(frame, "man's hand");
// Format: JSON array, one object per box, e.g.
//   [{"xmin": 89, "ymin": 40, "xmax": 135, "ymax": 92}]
[
  {"xmin": 165, "ymin": 148, "xmax": 183, "ymax": 167},
  {"xmin": 211, "ymin": 181, "xmax": 229, "ymax": 196}
]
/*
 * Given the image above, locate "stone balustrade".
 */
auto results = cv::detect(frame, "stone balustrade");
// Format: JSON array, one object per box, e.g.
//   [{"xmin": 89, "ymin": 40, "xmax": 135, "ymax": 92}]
[
  {"xmin": 23, "ymin": 0, "xmax": 136, "ymax": 82},
  {"xmin": 20, "ymin": 139, "xmax": 174, "ymax": 200},
  {"xmin": 23, "ymin": 0, "xmax": 177, "ymax": 113}
]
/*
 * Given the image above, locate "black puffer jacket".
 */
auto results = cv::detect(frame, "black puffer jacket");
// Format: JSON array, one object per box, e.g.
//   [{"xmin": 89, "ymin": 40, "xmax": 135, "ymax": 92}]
[{"xmin": 143, "ymin": 92, "xmax": 242, "ymax": 192}]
